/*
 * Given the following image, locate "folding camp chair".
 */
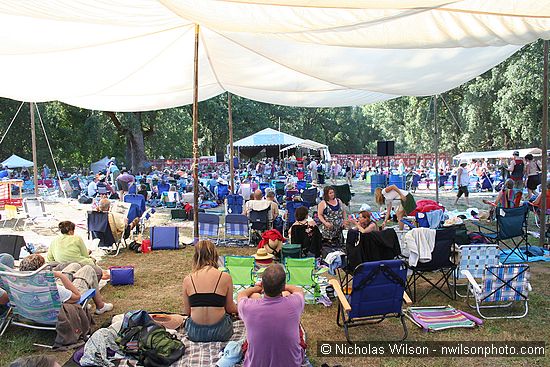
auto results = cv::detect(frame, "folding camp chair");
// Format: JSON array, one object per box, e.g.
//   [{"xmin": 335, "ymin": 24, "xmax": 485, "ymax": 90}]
[
  {"xmin": 150, "ymin": 226, "xmax": 179, "ymax": 250},
  {"xmin": 333, "ymin": 184, "xmax": 353, "ymax": 206},
  {"xmin": 301, "ymin": 188, "xmax": 318, "ymax": 208},
  {"xmin": 124, "ymin": 194, "xmax": 146, "ymax": 221},
  {"xmin": 157, "ymin": 182, "xmax": 170, "ymax": 196},
  {"xmin": 329, "ymin": 260, "xmax": 412, "ymax": 343},
  {"xmin": 281, "ymin": 243, "xmax": 302, "ymax": 263},
  {"xmin": 221, "ymin": 256, "xmax": 256, "ymax": 291},
  {"xmin": 274, "ymin": 181, "xmax": 285, "ymax": 196},
  {"xmin": 454, "ymin": 244, "xmax": 500, "ymax": 297},
  {"xmin": 296, "ymin": 180, "xmax": 307, "ymax": 192},
  {"xmin": 284, "ymin": 200, "xmax": 306, "ymax": 235},
  {"xmin": 406, "ymin": 227, "xmax": 457, "ymax": 302},
  {"xmin": 0, "ymin": 263, "xmax": 95, "ymax": 345},
  {"xmin": 198, "ymin": 213, "xmax": 220, "ymax": 244},
  {"xmin": 217, "ymin": 184, "xmax": 229, "ymax": 202},
  {"xmin": 0, "ymin": 235, "xmax": 27, "ymax": 260},
  {"xmin": 224, "ymin": 214, "xmax": 250, "ymax": 244},
  {"xmin": 248, "ymin": 207, "xmax": 271, "ymax": 231},
  {"xmin": 258, "ymin": 182, "xmax": 270, "ymax": 195},
  {"xmin": 462, "ymin": 264, "xmax": 531, "ymax": 319},
  {"xmin": 22, "ymin": 198, "xmax": 56, "ymax": 231},
  {"xmin": 474, "ymin": 204, "xmax": 529, "ymax": 263},
  {"xmin": 226, "ymin": 194, "xmax": 244, "ymax": 215},
  {"xmin": 87, "ymin": 211, "xmax": 123, "ymax": 256},
  {"xmin": 284, "ymin": 257, "xmax": 327, "ymax": 301},
  {"xmin": 1, "ymin": 205, "xmax": 20, "ymax": 228}
]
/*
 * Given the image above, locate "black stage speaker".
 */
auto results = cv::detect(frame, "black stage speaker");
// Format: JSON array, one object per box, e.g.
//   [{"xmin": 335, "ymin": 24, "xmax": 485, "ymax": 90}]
[
  {"xmin": 377, "ymin": 141, "xmax": 395, "ymax": 157},
  {"xmin": 216, "ymin": 152, "xmax": 225, "ymax": 163}
]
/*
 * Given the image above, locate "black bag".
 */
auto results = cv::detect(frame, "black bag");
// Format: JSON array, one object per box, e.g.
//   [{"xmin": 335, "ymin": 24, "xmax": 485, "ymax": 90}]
[
  {"xmin": 71, "ymin": 190, "xmax": 81, "ymax": 199},
  {"xmin": 128, "ymin": 241, "xmax": 142, "ymax": 253},
  {"xmin": 78, "ymin": 195, "xmax": 93, "ymax": 204},
  {"xmin": 171, "ymin": 209, "xmax": 187, "ymax": 220}
]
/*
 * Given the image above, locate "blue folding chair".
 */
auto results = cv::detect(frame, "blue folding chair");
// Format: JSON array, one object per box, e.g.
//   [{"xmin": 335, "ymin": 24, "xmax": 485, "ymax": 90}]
[
  {"xmin": 284, "ymin": 201, "xmax": 306, "ymax": 234},
  {"xmin": 157, "ymin": 182, "xmax": 170, "ymax": 196},
  {"xmin": 198, "ymin": 213, "xmax": 220, "ymax": 244},
  {"xmin": 258, "ymin": 182, "xmax": 270, "ymax": 195},
  {"xmin": 150, "ymin": 226, "xmax": 179, "ymax": 250},
  {"xmin": 301, "ymin": 188, "xmax": 318, "ymax": 208},
  {"xmin": 226, "ymin": 194, "xmax": 244, "ymax": 215},
  {"xmin": 474, "ymin": 204, "xmax": 529, "ymax": 263},
  {"xmin": 330, "ymin": 260, "xmax": 411, "ymax": 343},
  {"xmin": 217, "ymin": 184, "xmax": 229, "ymax": 202},
  {"xmin": 124, "ymin": 194, "xmax": 146, "ymax": 214},
  {"xmin": 224, "ymin": 214, "xmax": 250, "ymax": 244},
  {"xmin": 296, "ymin": 180, "xmax": 307, "ymax": 192}
]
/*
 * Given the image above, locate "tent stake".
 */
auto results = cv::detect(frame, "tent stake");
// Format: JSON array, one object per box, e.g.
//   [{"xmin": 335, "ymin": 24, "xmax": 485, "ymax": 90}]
[{"xmin": 192, "ymin": 24, "xmax": 200, "ymax": 242}]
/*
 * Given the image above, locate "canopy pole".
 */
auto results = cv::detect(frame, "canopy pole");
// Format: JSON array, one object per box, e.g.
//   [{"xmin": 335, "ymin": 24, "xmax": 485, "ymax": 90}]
[
  {"xmin": 228, "ymin": 93, "xmax": 235, "ymax": 194},
  {"xmin": 434, "ymin": 95, "xmax": 439, "ymax": 203},
  {"xmin": 0, "ymin": 102, "xmax": 24, "ymax": 146},
  {"xmin": 30, "ymin": 102, "xmax": 38, "ymax": 197},
  {"xmin": 540, "ymin": 40, "xmax": 548, "ymax": 247},
  {"xmin": 192, "ymin": 24, "xmax": 200, "ymax": 242}
]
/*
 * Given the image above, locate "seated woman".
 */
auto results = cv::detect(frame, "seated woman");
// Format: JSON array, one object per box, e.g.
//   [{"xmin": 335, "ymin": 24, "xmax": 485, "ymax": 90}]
[
  {"xmin": 163, "ymin": 185, "xmax": 181, "ymax": 205},
  {"xmin": 483, "ymin": 179, "xmax": 522, "ymax": 209},
  {"xmin": 349, "ymin": 210, "xmax": 378, "ymax": 234},
  {"xmin": 289, "ymin": 206, "xmax": 321, "ymax": 257},
  {"xmin": 374, "ymin": 185, "xmax": 414, "ymax": 230},
  {"xmin": 182, "ymin": 240, "xmax": 238, "ymax": 342},
  {"xmin": 285, "ymin": 182, "xmax": 300, "ymax": 202},
  {"xmin": 47, "ymin": 221, "xmax": 103, "ymax": 280},
  {"xmin": 137, "ymin": 183, "xmax": 149, "ymax": 201},
  {"xmin": 19, "ymin": 254, "xmax": 113, "ymax": 314}
]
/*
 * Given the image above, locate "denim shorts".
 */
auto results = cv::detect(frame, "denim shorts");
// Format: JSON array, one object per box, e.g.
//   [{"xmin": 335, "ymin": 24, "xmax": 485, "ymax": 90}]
[{"xmin": 184, "ymin": 313, "xmax": 233, "ymax": 342}]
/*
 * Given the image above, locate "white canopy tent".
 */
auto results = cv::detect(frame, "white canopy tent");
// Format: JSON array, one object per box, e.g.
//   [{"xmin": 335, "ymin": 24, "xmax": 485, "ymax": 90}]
[
  {"xmin": 280, "ymin": 139, "xmax": 331, "ymax": 161},
  {"xmin": 0, "ymin": 1, "xmax": 549, "ymax": 111},
  {"xmin": 232, "ymin": 128, "xmax": 304, "ymax": 148},
  {"xmin": 453, "ymin": 148, "xmax": 542, "ymax": 161},
  {"xmin": 1, "ymin": 154, "xmax": 34, "ymax": 168}
]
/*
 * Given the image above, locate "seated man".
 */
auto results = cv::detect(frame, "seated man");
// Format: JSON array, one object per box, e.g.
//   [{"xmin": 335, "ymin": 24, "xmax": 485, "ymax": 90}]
[
  {"xmin": 97, "ymin": 198, "xmax": 139, "ymax": 243},
  {"xmin": 244, "ymin": 190, "xmax": 272, "ymax": 218},
  {"xmin": 265, "ymin": 191, "xmax": 280, "ymax": 221},
  {"xmin": 238, "ymin": 264, "xmax": 305, "ymax": 367},
  {"xmin": 11, "ymin": 254, "xmax": 113, "ymax": 314}
]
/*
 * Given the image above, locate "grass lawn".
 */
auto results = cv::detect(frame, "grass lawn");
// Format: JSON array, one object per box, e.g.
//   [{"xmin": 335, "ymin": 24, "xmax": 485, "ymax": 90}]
[{"xmin": 1, "ymin": 180, "xmax": 549, "ymax": 366}]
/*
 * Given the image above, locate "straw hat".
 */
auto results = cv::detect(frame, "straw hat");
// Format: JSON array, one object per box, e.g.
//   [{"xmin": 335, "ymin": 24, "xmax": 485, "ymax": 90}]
[
  {"xmin": 150, "ymin": 313, "xmax": 185, "ymax": 330},
  {"xmin": 459, "ymin": 159, "xmax": 468, "ymax": 166},
  {"xmin": 254, "ymin": 247, "xmax": 274, "ymax": 260}
]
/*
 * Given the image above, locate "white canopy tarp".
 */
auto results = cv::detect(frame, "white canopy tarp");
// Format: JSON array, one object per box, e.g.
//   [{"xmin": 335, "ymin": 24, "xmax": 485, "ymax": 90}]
[
  {"xmin": 280, "ymin": 139, "xmax": 328, "ymax": 152},
  {"xmin": 453, "ymin": 148, "xmax": 542, "ymax": 161},
  {"xmin": 90, "ymin": 156, "xmax": 110, "ymax": 174},
  {"xmin": 0, "ymin": 1, "xmax": 550, "ymax": 111},
  {"xmin": 233, "ymin": 128, "xmax": 304, "ymax": 147},
  {"xmin": 1, "ymin": 154, "xmax": 33, "ymax": 168}
]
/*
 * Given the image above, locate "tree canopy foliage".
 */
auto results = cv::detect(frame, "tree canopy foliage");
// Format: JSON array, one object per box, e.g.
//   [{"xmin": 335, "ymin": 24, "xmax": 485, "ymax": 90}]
[{"xmin": 0, "ymin": 41, "xmax": 545, "ymax": 171}]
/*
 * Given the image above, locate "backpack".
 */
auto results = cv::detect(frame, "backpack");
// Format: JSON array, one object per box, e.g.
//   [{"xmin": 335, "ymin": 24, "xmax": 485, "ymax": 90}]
[
  {"xmin": 78, "ymin": 195, "xmax": 93, "ymax": 204},
  {"xmin": 116, "ymin": 310, "xmax": 185, "ymax": 367}
]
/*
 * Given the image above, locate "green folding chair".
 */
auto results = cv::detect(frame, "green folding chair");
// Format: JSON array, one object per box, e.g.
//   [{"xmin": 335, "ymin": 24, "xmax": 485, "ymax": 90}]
[
  {"xmin": 0, "ymin": 263, "xmax": 95, "ymax": 346},
  {"xmin": 281, "ymin": 243, "xmax": 302, "ymax": 263},
  {"xmin": 285, "ymin": 257, "xmax": 327, "ymax": 300},
  {"xmin": 221, "ymin": 256, "xmax": 256, "ymax": 291}
]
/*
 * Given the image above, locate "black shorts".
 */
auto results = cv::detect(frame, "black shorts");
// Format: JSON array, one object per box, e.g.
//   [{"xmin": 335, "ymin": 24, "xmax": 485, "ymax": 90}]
[
  {"xmin": 526, "ymin": 175, "xmax": 540, "ymax": 190},
  {"xmin": 457, "ymin": 185, "xmax": 469, "ymax": 198}
]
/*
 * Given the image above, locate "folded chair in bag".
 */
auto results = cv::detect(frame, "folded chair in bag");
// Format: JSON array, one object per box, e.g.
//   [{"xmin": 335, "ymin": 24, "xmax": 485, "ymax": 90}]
[
  {"xmin": 462, "ymin": 264, "xmax": 531, "ymax": 319},
  {"xmin": 474, "ymin": 204, "xmax": 529, "ymax": 263},
  {"xmin": 198, "ymin": 213, "xmax": 220, "ymax": 244},
  {"xmin": 333, "ymin": 184, "xmax": 353, "ymax": 206},
  {"xmin": 0, "ymin": 263, "xmax": 95, "ymax": 345},
  {"xmin": 284, "ymin": 257, "xmax": 327, "ymax": 301},
  {"xmin": 87, "ymin": 211, "xmax": 122, "ymax": 256},
  {"xmin": 226, "ymin": 194, "xmax": 244, "ymax": 215},
  {"xmin": 0, "ymin": 235, "xmax": 27, "ymax": 260},
  {"xmin": 150, "ymin": 226, "xmax": 179, "ymax": 250},
  {"xmin": 221, "ymin": 256, "xmax": 256, "ymax": 291},
  {"xmin": 406, "ymin": 227, "xmax": 457, "ymax": 302},
  {"xmin": 224, "ymin": 214, "xmax": 250, "ymax": 244},
  {"xmin": 329, "ymin": 260, "xmax": 412, "ymax": 343},
  {"xmin": 454, "ymin": 244, "xmax": 500, "ymax": 297}
]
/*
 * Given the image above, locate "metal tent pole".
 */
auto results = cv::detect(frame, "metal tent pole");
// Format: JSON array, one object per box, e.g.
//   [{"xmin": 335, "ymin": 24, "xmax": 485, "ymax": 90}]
[
  {"xmin": 30, "ymin": 103, "xmax": 38, "ymax": 196},
  {"xmin": 540, "ymin": 40, "xmax": 548, "ymax": 247},
  {"xmin": 228, "ymin": 93, "xmax": 235, "ymax": 194},
  {"xmin": 192, "ymin": 24, "xmax": 200, "ymax": 242},
  {"xmin": 434, "ymin": 95, "xmax": 439, "ymax": 203}
]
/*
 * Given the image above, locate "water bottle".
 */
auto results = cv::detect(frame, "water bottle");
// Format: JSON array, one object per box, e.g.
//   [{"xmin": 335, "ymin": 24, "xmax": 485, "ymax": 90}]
[{"xmin": 26, "ymin": 243, "xmax": 35, "ymax": 254}]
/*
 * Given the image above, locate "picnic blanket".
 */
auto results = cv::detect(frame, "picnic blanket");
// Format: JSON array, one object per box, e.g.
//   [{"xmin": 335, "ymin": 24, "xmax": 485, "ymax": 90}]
[
  {"xmin": 405, "ymin": 306, "xmax": 483, "ymax": 332},
  {"xmin": 500, "ymin": 246, "xmax": 550, "ymax": 264}
]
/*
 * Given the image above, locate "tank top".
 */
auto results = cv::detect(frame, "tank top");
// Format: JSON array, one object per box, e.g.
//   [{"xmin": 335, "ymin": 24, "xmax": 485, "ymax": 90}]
[{"xmin": 188, "ymin": 272, "xmax": 226, "ymax": 308}]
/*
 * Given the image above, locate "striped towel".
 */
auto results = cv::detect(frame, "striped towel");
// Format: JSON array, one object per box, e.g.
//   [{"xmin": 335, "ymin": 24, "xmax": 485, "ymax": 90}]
[{"xmin": 406, "ymin": 306, "xmax": 483, "ymax": 332}]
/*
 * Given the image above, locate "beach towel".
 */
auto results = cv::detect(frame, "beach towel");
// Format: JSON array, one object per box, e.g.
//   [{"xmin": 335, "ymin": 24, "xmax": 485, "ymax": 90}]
[{"xmin": 405, "ymin": 306, "xmax": 483, "ymax": 332}]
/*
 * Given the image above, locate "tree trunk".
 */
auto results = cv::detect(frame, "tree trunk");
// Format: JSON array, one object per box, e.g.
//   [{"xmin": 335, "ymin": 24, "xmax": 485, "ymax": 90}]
[
  {"xmin": 129, "ymin": 128, "xmax": 146, "ymax": 173},
  {"xmin": 105, "ymin": 111, "xmax": 147, "ymax": 173}
]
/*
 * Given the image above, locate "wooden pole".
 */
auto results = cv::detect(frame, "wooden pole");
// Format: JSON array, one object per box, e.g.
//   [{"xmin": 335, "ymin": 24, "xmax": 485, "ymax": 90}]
[
  {"xmin": 540, "ymin": 40, "xmax": 548, "ymax": 247},
  {"xmin": 30, "ymin": 102, "xmax": 38, "ymax": 197},
  {"xmin": 434, "ymin": 95, "xmax": 439, "ymax": 203},
  {"xmin": 192, "ymin": 24, "xmax": 200, "ymax": 242},
  {"xmin": 228, "ymin": 93, "xmax": 235, "ymax": 194}
]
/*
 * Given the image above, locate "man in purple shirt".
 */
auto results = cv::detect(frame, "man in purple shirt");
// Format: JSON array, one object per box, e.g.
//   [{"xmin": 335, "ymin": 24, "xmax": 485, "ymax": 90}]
[{"xmin": 237, "ymin": 264, "xmax": 305, "ymax": 367}]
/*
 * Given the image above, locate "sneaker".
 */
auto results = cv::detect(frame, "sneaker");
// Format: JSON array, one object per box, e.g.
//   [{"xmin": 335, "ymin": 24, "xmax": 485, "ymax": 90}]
[{"xmin": 95, "ymin": 303, "xmax": 113, "ymax": 315}]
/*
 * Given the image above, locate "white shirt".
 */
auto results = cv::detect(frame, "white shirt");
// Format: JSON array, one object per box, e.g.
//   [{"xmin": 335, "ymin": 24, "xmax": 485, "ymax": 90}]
[
  {"xmin": 457, "ymin": 166, "xmax": 470, "ymax": 186},
  {"xmin": 381, "ymin": 187, "xmax": 409, "ymax": 205},
  {"xmin": 87, "ymin": 181, "xmax": 98, "ymax": 197}
]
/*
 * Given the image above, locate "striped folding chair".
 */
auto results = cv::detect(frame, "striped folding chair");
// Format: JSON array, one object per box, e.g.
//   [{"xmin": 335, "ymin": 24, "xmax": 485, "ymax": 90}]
[
  {"xmin": 454, "ymin": 244, "xmax": 500, "ymax": 297},
  {"xmin": 224, "ymin": 214, "xmax": 250, "ymax": 244},
  {"xmin": 462, "ymin": 264, "xmax": 531, "ymax": 319},
  {"xmin": 198, "ymin": 213, "xmax": 220, "ymax": 244}
]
